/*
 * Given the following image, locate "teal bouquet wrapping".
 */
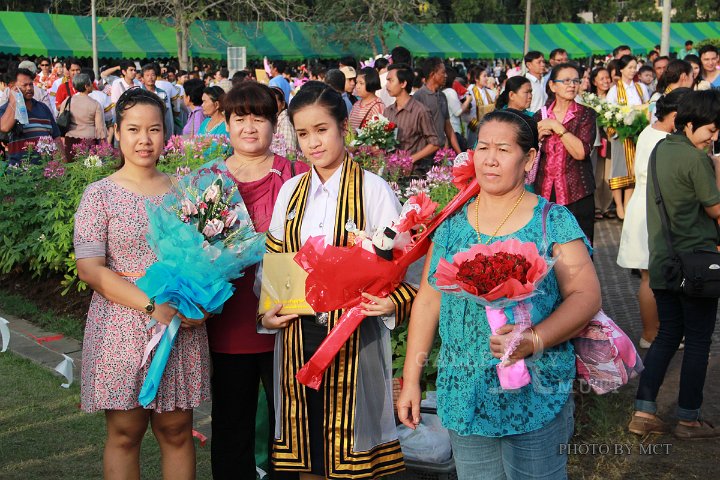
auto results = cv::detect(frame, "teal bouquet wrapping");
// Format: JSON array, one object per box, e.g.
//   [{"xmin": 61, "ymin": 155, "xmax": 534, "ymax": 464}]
[{"xmin": 137, "ymin": 165, "xmax": 265, "ymax": 407}]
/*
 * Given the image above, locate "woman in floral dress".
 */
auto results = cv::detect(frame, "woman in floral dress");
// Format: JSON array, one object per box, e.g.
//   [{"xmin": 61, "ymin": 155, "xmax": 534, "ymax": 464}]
[{"xmin": 74, "ymin": 89, "xmax": 210, "ymax": 479}]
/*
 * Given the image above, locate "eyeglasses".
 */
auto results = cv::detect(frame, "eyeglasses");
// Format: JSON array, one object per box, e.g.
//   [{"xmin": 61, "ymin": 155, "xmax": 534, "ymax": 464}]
[
  {"xmin": 39, "ymin": 63, "xmax": 50, "ymax": 67},
  {"xmin": 551, "ymin": 78, "xmax": 582, "ymax": 85}
]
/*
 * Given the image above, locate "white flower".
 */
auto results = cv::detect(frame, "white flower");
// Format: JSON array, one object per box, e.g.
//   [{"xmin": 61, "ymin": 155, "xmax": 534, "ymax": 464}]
[
  {"xmin": 203, "ymin": 184, "xmax": 220, "ymax": 203},
  {"xmin": 614, "ymin": 112, "xmax": 624, "ymax": 122},
  {"xmin": 202, "ymin": 219, "xmax": 225, "ymax": 238},
  {"xmin": 604, "ymin": 111, "xmax": 613, "ymax": 120},
  {"xmin": 181, "ymin": 199, "xmax": 198, "ymax": 216},
  {"xmin": 38, "ymin": 234, "xmax": 46, "ymax": 242},
  {"xmin": 83, "ymin": 154, "xmax": 103, "ymax": 168}
]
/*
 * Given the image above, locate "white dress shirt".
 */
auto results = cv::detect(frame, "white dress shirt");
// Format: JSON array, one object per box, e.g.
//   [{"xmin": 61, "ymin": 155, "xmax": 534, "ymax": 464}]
[
  {"xmin": 526, "ymin": 72, "xmax": 547, "ymax": 113},
  {"xmin": 377, "ymin": 71, "xmax": 395, "ymax": 107},
  {"xmin": 606, "ymin": 81, "xmax": 649, "ymax": 106},
  {"xmin": 268, "ymin": 162, "xmax": 401, "ymax": 247}
]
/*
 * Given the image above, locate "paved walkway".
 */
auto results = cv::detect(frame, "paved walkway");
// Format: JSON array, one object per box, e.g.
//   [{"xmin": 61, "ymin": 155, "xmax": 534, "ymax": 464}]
[{"xmin": 2, "ymin": 217, "xmax": 719, "ymax": 457}]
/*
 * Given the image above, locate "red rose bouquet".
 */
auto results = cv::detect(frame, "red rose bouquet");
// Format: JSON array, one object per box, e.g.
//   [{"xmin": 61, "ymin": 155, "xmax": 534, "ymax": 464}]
[
  {"xmin": 434, "ymin": 239, "xmax": 553, "ymax": 390},
  {"xmin": 294, "ymin": 185, "xmax": 480, "ymax": 390}
]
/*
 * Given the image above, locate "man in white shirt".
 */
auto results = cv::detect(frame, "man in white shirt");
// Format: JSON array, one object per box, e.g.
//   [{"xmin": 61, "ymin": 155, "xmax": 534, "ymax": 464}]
[
  {"xmin": 140, "ymin": 63, "xmax": 174, "ymax": 142},
  {"xmin": 524, "ymin": 51, "xmax": 547, "ymax": 113},
  {"xmin": 110, "ymin": 60, "xmax": 141, "ymax": 120}
]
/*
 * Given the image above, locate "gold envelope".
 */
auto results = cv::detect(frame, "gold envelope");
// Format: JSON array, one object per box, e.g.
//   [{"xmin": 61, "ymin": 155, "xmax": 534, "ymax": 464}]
[{"xmin": 258, "ymin": 253, "xmax": 315, "ymax": 315}]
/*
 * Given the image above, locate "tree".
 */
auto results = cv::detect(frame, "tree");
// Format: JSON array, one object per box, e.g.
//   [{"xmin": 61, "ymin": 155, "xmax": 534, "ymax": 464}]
[
  {"xmin": 96, "ymin": 0, "xmax": 302, "ymax": 69},
  {"xmin": 313, "ymin": 0, "xmax": 434, "ymax": 55}
]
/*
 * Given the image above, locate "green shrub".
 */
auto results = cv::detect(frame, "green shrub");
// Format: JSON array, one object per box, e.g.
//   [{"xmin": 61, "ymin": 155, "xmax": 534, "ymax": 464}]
[{"xmin": 0, "ymin": 136, "xmax": 226, "ymax": 294}]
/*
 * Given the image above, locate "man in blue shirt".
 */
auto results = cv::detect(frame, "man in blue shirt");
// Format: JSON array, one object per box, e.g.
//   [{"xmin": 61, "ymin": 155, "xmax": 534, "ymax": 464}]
[
  {"xmin": 0, "ymin": 68, "xmax": 62, "ymax": 165},
  {"xmin": 268, "ymin": 60, "xmax": 291, "ymax": 104}
]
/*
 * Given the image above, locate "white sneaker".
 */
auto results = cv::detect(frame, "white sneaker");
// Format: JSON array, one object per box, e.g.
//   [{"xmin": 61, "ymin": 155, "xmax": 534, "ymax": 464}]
[{"xmin": 639, "ymin": 337, "xmax": 652, "ymax": 349}]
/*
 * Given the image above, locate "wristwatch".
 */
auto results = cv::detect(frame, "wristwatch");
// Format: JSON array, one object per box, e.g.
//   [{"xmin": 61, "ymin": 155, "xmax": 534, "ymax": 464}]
[{"xmin": 144, "ymin": 297, "xmax": 156, "ymax": 315}]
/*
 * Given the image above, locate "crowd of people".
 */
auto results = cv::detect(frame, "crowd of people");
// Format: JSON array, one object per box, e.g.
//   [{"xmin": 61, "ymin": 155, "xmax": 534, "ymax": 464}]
[{"xmin": 2, "ymin": 37, "xmax": 720, "ymax": 479}]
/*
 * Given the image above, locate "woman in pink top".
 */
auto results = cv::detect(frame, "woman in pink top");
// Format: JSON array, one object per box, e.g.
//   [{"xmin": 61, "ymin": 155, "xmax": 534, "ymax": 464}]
[
  {"xmin": 60, "ymin": 73, "xmax": 107, "ymax": 161},
  {"xmin": 201, "ymin": 82, "xmax": 309, "ymax": 479},
  {"xmin": 348, "ymin": 67, "xmax": 385, "ymax": 131}
]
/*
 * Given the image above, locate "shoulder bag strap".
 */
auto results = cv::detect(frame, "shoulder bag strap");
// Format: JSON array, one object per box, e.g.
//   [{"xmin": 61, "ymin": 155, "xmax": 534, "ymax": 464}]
[
  {"xmin": 649, "ymin": 139, "xmax": 677, "ymax": 257},
  {"xmin": 541, "ymin": 201, "xmax": 554, "ymax": 256}
]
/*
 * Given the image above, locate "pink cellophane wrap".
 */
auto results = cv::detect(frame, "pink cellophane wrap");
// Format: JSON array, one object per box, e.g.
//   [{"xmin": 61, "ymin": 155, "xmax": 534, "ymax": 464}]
[
  {"xmin": 294, "ymin": 180, "xmax": 481, "ymax": 390},
  {"xmin": 487, "ymin": 305, "xmax": 531, "ymax": 390}
]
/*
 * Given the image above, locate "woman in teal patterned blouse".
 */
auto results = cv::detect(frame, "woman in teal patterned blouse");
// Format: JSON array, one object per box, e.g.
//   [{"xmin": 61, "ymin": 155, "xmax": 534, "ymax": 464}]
[{"xmin": 397, "ymin": 109, "xmax": 602, "ymax": 479}]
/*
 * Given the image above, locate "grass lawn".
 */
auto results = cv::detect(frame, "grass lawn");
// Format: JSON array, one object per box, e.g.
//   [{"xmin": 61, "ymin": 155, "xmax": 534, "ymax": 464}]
[
  {"xmin": 0, "ymin": 289, "xmax": 84, "ymax": 340},
  {"xmin": 0, "ymin": 352, "xmax": 212, "ymax": 479}
]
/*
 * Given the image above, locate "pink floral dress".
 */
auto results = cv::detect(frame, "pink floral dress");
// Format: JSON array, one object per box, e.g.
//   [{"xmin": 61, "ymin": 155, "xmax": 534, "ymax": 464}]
[{"xmin": 74, "ymin": 177, "xmax": 210, "ymax": 413}]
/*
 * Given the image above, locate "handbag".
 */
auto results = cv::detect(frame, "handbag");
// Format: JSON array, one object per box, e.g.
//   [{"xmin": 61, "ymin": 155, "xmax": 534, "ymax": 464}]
[
  {"xmin": 540, "ymin": 202, "xmax": 643, "ymax": 394},
  {"xmin": 649, "ymin": 140, "xmax": 720, "ymax": 297},
  {"xmin": 258, "ymin": 252, "xmax": 314, "ymax": 315},
  {"xmin": 55, "ymin": 83, "xmax": 73, "ymax": 135}
]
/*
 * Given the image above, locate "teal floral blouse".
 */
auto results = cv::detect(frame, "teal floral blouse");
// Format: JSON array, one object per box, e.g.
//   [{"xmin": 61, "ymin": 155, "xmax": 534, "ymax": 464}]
[{"xmin": 428, "ymin": 195, "xmax": 590, "ymax": 437}]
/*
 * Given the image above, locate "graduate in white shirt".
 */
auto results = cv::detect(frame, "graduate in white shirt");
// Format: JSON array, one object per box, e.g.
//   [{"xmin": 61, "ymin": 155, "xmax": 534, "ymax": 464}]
[
  {"xmin": 605, "ymin": 55, "xmax": 649, "ymax": 219},
  {"xmin": 524, "ymin": 51, "xmax": 547, "ymax": 113},
  {"xmin": 262, "ymin": 81, "xmax": 415, "ymax": 480}
]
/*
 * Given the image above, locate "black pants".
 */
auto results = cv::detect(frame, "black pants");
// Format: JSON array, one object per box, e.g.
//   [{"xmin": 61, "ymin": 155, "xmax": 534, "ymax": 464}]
[
  {"xmin": 550, "ymin": 191, "xmax": 595, "ymax": 246},
  {"xmin": 210, "ymin": 351, "xmax": 275, "ymax": 480}
]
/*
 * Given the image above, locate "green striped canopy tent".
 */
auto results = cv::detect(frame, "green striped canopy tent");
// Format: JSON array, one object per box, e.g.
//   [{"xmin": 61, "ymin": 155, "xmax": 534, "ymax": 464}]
[{"xmin": 0, "ymin": 11, "xmax": 718, "ymax": 60}]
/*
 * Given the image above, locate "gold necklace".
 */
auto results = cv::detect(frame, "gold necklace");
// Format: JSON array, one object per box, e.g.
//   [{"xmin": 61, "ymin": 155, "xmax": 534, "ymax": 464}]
[{"xmin": 475, "ymin": 189, "xmax": 526, "ymax": 244}]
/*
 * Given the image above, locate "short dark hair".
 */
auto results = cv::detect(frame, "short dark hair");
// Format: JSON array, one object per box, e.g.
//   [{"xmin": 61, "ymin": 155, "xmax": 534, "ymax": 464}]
[
  {"xmin": 656, "ymin": 60, "xmax": 692, "ymax": 93},
  {"xmin": 685, "ymin": 40, "xmax": 694, "ymax": 46},
  {"xmin": 119, "ymin": 60, "xmax": 135, "ymax": 75},
  {"xmin": 388, "ymin": 63, "xmax": 413, "ymax": 93},
  {"xmin": 638, "ymin": 65, "xmax": 654, "ymax": 76},
  {"xmin": 218, "ymin": 68, "xmax": 229, "ymax": 79},
  {"xmin": 339, "ymin": 56, "xmax": 357, "ymax": 69},
  {"xmin": 288, "ymin": 81, "xmax": 347, "ymax": 127},
  {"xmin": 374, "ymin": 58, "xmax": 389, "ymax": 71},
  {"xmin": 271, "ymin": 60, "xmax": 287, "ymax": 75},
  {"xmin": 324, "ymin": 69, "xmax": 346, "ymax": 92},
  {"xmin": 613, "ymin": 45, "xmax": 631, "ymax": 57},
  {"xmin": 141, "ymin": 63, "xmax": 159, "ymax": 76},
  {"xmin": 699, "ymin": 44, "xmax": 719, "ymax": 57},
  {"xmin": 81, "ymin": 67, "xmax": 95, "ymax": 83},
  {"xmin": 675, "ymin": 89, "xmax": 720, "ymax": 131},
  {"xmin": 203, "ymin": 86, "xmax": 226, "ymax": 111},
  {"xmin": 589, "ymin": 67, "xmax": 610, "ymax": 95},
  {"xmin": 653, "ymin": 56, "xmax": 670, "ymax": 66},
  {"xmin": 358, "ymin": 66, "xmax": 381, "ymax": 93},
  {"xmin": 549, "ymin": 48, "xmax": 567, "ymax": 60},
  {"xmin": 64, "ymin": 57, "xmax": 81, "ymax": 69},
  {"xmin": 231, "ymin": 70, "xmax": 248, "ymax": 87},
  {"xmin": 545, "ymin": 63, "xmax": 579, "ymax": 104},
  {"xmin": 223, "ymin": 82, "xmax": 278, "ymax": 125},
  {"xmin": 479, "ymin": 109, "xmax": 539, "ymax": 154},
  {"xmin": 444, "ymin": 66, "xmax": 457, "ymax": 89},
  {"xmin": 421, "ymin": 57, "xmax": 444, "ymax": 79},
  {"xmin": 15, "ymin": 68, "xmax": 34, "ymax": 81},
  {"xmin": 524, "ymin": 51, "xmax": 544, "ymax": 65},
  {"xmin": 269, "ymin": 86, "xmax": 286, "ymax": 109},
  {"xmin": 390, "ymin": 46, "xmax": 412, "ymax": 66},
  {"xmin": 183, "ymin": 78, "xmax": 205, "ymax": 107},
  {"xmin": 655, "ymin": 87, "xmax": 690, "ymax": 122}
]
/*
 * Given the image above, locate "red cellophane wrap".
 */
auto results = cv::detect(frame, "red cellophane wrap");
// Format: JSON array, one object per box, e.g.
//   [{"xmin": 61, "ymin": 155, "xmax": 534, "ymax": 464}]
[
  {"xmin": 294, "ymin": 179, "xmax": 481, "ymax": 390},
  {"xmin": 434, "ymin": 239, "xmax": 548, "ymax": 301}
]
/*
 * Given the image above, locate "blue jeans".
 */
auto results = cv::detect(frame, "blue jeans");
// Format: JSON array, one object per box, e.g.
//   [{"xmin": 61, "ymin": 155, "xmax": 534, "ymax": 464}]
[
  {"xmin": 448, "ymin": 398, "xmax": 574, "ymax": 480},
  {"xmin": 635, "ymin": 289, "xmax": 718, "ymax": 421}
]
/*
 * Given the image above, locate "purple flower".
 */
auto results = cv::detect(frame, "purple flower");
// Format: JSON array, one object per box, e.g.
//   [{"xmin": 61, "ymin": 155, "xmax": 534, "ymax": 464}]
[{"xmin": 433, "ymin": 147, "xmax": 457, "ymax": 165}]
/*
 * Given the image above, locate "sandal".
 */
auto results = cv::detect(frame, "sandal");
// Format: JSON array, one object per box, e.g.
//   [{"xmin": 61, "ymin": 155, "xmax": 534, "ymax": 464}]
[{"xmin": 595, "ymin": 209, "xmax": 604, "ymax": 220}]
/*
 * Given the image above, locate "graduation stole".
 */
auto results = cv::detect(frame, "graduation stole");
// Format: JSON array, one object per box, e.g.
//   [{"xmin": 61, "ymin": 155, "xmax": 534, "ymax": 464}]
[
  {"xmin": 616, "ymin": 80, "xmax": 646, "ymax": 106},
  {"xmin": 278, "ymin": 154, "xmax": 365, "ymax": 253}
]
